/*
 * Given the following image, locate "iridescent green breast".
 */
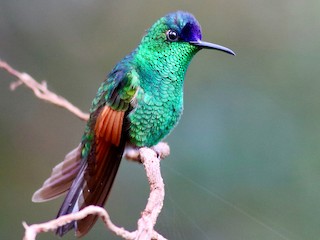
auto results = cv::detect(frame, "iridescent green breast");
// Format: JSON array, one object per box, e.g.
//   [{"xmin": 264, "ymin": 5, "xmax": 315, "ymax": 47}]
[
  {"xmin": 127, "ymin": 39, "xmax": 197, "ymax": 147},
  {"xmin": 128, "ymin": 86, "xmax": 183, "ymax": 147}
]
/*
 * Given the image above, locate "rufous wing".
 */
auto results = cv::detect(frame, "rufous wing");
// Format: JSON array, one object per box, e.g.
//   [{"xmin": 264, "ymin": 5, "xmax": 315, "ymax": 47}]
[{"xmin": 56, "ymin": 105, "xmax": 127, "ymax": 237}]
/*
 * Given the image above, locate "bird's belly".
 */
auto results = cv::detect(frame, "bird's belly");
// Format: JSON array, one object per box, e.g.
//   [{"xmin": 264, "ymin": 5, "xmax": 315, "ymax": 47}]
[{"xmin": 128, "ymin": 99, "xmax": 182, "ymax": 147}]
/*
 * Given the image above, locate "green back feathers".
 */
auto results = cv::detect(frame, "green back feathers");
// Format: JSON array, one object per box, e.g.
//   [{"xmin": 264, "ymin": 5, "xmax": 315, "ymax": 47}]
[{"xmin": 83, "ymin": 11, "xmax": 205, "ymax": 149}]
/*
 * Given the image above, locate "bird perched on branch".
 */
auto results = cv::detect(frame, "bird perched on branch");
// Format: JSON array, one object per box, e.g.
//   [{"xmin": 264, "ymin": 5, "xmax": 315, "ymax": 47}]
[{"xmin": 32, "ymin": 10, "xmax": 235, "ymax": 237}]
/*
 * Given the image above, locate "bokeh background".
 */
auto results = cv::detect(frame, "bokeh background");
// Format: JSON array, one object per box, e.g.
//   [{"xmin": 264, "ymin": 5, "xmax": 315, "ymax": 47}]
[{"xmin": 1, "ymin": 1, "xmax": 320, "ymax": 239}]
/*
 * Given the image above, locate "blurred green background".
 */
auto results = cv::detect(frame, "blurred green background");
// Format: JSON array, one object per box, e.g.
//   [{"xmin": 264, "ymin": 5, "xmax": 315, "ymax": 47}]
[{"xmin": 1, "ymin": 1, "xmax": 320, "ymax": 239}]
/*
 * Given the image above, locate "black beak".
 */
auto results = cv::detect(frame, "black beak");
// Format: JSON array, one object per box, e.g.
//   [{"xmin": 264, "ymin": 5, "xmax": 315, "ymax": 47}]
[{"xmin": 190, "ymin": 40, "xmax": 236, "ymax": 56}]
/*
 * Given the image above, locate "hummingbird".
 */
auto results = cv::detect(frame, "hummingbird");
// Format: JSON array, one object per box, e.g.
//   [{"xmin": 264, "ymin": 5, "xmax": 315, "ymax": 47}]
[{"xmin": 32, "ymin": 11, "xmax": 235, "ymax": 237}]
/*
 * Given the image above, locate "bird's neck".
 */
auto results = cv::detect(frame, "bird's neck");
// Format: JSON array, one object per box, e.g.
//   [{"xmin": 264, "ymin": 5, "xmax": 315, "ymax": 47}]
[{"xmin": 133, "ymin": 43, "xmax": 197, "ymax": 99}]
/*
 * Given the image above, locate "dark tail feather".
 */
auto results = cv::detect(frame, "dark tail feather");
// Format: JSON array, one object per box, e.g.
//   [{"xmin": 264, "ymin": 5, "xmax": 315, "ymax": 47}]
[
  {"xmin": 55, "ymin": 162, "xmax": 87, "ymax": 236},
  {"xmin": 56, "ymin": 141, "xmax": 125, "ymax": 237}
]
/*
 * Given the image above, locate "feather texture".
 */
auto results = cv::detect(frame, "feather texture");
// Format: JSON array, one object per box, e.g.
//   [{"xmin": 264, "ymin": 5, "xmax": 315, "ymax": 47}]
[
  {"xmin": 32, "ymin": 144, "xmax": 82, "ymax": 202},
  {"xmin": 56, "ymin": 106, "xmax": 127, "ymax": 237}
]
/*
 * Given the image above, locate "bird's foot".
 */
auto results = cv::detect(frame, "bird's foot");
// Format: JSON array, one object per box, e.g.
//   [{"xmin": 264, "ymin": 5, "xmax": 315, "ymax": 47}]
[
  {"xmin": 151, "ymin": 142, "xmax": 170, "ymax": 159},
  {"xmin": 124, "ymin": 142, "xmax": 170, "ymax": 162},
  {"xmin": 124, "ymin": 145, "xmax": 141, "ymax": 163}
]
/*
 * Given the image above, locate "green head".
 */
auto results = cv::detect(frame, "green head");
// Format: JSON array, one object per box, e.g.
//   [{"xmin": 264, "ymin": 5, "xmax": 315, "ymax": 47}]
[
  {"xmin": 128, "ymin": 11, "xmax": 235, "ymax": 147},
  {"xmin": 135, "ymin": 11, "xmax": 235, "ymax": 86},
  {"xmin": 138, "ymin": 11, "xmax": 235, "ymax": 61}
]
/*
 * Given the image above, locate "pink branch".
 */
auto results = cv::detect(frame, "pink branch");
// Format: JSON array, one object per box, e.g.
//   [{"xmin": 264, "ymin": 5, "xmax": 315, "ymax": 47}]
[
  {"xmin": 135, "ymin": 145, "xmax": 169, "ymax": 240},
  {"xmin": 23, "ymin": 206, "xmax": 135, "ymax": 240},
  {"xmin": 0, "ymin": 60, "xmax": 89, "ymax": 121}
]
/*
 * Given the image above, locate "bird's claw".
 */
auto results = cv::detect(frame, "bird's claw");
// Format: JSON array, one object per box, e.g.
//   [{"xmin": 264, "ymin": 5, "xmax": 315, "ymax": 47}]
[
  {"xmin": 124, "ymin": 142, "xmax": 170, "ymax": 162},
  {"xmin": 151, "ymin": 142, "xmax": 170, "ymax": 159}
]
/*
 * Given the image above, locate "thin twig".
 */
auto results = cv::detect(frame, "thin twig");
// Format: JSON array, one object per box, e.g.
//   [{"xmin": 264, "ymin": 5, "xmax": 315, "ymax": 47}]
[
  {"xmin": 23, "ymin": 206, "xmax": 135, "ymax": 240},
  {"xmin": 0, "ymin": 60, "xmax": 89, "ymax": 121}
]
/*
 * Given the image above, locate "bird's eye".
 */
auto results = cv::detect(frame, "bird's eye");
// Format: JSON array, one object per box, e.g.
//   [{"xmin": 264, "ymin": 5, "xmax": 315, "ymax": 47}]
[{"xmin": 166, "ymin": 30, "xmax": 179, "ymax": 42}]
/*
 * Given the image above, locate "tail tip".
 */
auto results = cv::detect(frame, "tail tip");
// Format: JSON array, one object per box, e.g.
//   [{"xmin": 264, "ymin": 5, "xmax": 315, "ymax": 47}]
[{"xmin": 56, "ymin": 222, "xmax": 75, "ymax": 237}]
